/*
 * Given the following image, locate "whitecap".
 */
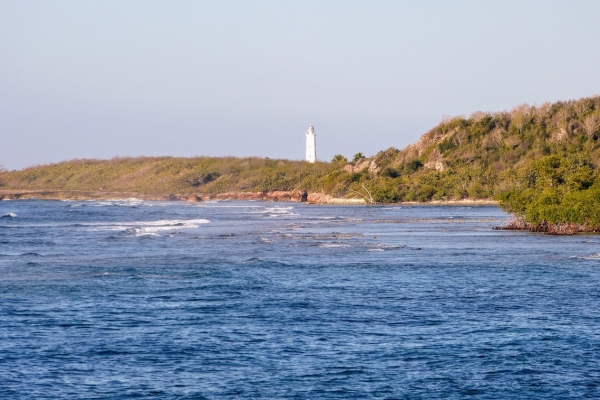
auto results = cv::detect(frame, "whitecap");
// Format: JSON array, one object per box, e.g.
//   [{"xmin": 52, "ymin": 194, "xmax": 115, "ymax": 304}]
[
  {"xmin": 92, "ymin": 198, "xmax": 145, "ymax": 207},
  {"xmin": 88, "ymin": 218, "xmax": 210, "ymax": 235},
  {"xmin": 1, "ymin": 212, "xmax": 17, "ymax": 218},
  {"xmin": 262, "ymin": 206, "xmax": 293, "ymax": 214},
  {"xmin": 318, "ymin": 243, "xmax": 350, "ymax": 248},
  {"xmin": 584, "ymin": 253, "xmax": 600, "ymax": 260},
  {"xmin": 267, "ymin": 212, "xmax": 300, "ymax": 218}
]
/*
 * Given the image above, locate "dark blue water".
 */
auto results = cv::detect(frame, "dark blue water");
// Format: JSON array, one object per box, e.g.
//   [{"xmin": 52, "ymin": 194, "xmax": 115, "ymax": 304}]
[{"xmin": 1, "ymin": 200, "xmax": 600, "ymax": 399}]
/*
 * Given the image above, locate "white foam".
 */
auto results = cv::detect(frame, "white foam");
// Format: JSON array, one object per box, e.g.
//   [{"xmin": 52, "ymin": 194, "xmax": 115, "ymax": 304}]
[
  {"xmin": 368, "ymin": 248, "xmax": 385, "ymax": 252},
  {"xmin": 90, "ymin": 218, "xmax": 210, "ymax": 235},
  {"xmin": 584, "ymin": 253, "xmax": 600, "ymax": 260},
  {"xmin": 1, "ymin": 212, "xmax": 17, "ymax": 218},
  {"xmin": 318, "ymin": 243, "xmax": 350, "ymax": 248},
  {"xmin": 93, "ymin": 198, "xmax": 146, "ymax": 207},
  {"xmin": 262, "ymin": 206, "xmax": 294, "ymax": 214}
]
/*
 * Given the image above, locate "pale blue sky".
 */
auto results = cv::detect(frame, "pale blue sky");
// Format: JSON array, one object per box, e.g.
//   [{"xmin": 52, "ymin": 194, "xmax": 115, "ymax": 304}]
[{"xmin": 1, "ymin": 0, "xmax": 599, "ymax": 169}]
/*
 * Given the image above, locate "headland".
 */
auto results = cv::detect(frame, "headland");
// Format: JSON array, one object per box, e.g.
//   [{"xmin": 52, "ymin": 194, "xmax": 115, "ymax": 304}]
[{"xmin": 3, "ymin": 95, "xmax": 600, "ymax": 233}]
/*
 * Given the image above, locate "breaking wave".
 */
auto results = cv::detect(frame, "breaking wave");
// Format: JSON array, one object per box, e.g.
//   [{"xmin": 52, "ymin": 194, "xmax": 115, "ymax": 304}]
[
  {"xmin": 248, "ymin": 206, "xmax": 300, "ymax": 218},
  {"xmin": 89, "ymin": 218, "xmax": 210, "ymax": 236},
  {"xmin": 93, "ymin": 199, "xmax": 147, "ymax": 207},
  {"xmin": 318, "ymin": 243, "xmax": 350, "ymax": 248}
]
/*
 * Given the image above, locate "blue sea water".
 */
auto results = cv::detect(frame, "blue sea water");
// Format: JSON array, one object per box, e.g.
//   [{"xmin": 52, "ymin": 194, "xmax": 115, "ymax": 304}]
[{"xmin": 1, "ymin": 199, "xmax": 600, "ymax": 399}]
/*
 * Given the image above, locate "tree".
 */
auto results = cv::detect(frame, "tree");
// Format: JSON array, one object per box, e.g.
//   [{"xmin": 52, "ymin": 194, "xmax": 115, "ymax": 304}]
[
  {"xmin": 534, "ymin": 103, "xmax": 551, "ymax": 122},
  {"xmin": 583, "ymin": 113, "xmax": 600, "ymax": 139},
  {"xmin": 406, "ymin": 159, "xmax": 423, "ymax": 172},
  {"xmin": 349, "ymin": 182, "xmax": 374, "ymax": 204},
  {"xmin": 552, "ymin": 107, "xmax": 572, "ymax": 140},
  {"xmin": 573, "ymin": 98, "xmax": 592, "ymax": 118},
  {"xmin": 470, "ymin": 111, "xmax": 489, "ymax": 122},
  {"xmin": 353, "ymin": 153, "xmax": 365, "ymax": 162},
  {"xmin": 511, "ymin": 104, "xmax": 532, "ymax": 135},
  {"xmin": 332, "ymin": 154, "xmax": 348, "ymax": 163}
]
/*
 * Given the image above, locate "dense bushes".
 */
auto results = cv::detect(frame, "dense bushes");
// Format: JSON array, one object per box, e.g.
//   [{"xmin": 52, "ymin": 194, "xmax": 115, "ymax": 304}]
[{"xmin": 497, "ymin": 155, "xmax": 600, "ymax": 228}]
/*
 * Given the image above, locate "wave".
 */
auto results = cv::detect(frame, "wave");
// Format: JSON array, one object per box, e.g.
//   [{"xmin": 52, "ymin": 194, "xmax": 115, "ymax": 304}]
[
  {"xmin": 314, "ymin": 216, "xmax": 347, "ymax": 220},
  {"xmin": 1, "ymin": 213, "xmax": 17, "ymax": 218},
  {"xmin": 245, "ymin": 205, "xmax": 301, "ymax": 218},
  {"xmin": 318, "ymin": 243, "xmax": 350, "ymax": 248},
  {"xmin": 244, "ymin": 257, "xmax": 264, "ymax": 263},
  {"xmin": 89, "ymin": 218, "xmax": 211, "ymax": 236},
  {"xmin": 92, "ymin": 199, "xmax": 147, "ymax": 207},
  {"xmin": 584, "ymin": 253, "xmax": 600, "ymax": 260},
  {"xmin": 258, "ymin": 206, "xmax": 294, "ymax": 214},
  {"xmin": 264, "ymin": 206, "xmax": 293, "ymax": 211}
]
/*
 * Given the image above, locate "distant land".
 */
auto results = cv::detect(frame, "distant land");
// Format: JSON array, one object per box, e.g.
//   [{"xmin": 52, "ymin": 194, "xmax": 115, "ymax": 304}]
[{"xmin": 2, "ymin": 95, "xmax": 600, "ymax": 233}]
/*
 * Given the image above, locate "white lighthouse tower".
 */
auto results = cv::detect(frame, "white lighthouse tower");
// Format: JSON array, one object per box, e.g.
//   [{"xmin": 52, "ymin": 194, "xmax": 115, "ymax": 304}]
[{"xmin": 306, "ymin": 125, "xmax": 317, "ymax": 163}]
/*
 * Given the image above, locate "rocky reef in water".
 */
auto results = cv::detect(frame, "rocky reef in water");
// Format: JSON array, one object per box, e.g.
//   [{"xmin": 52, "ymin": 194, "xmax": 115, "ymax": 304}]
[{"xmin": 494, "ymin": 219, "xmax": 599, "ymax": 235}]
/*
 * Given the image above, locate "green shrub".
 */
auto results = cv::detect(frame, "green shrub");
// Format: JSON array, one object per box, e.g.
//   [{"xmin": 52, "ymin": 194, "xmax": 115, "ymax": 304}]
[
  {"xmin": 353, "ymin": 153, "xmax": 365, "ymax": 162},
  {"xmin": 332, "ymin": 154, "xmax": 348, "ymax": 163}
]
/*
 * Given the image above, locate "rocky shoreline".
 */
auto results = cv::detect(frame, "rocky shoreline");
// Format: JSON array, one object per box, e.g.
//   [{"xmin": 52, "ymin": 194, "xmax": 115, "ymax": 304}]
[
  {"xmin": 0, "ymin": 190, "xmax": 501, "ymax": 206},
  {"xmin": 0, "ymin": 190, "xmax": 497, "ymax": 206},
  {"xmin": 0, "ymin": 190, "xmax": 367, "ymax": 205},
  {"xmin": 494, "ymin": 219, "xmax": 599, "ymax": 235}
]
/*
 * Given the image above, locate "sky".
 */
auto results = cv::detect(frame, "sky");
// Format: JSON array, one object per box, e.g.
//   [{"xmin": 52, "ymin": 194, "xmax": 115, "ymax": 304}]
[{"xmin": 1, "ymin": 0, "xmax": 600, "ymax": 170}]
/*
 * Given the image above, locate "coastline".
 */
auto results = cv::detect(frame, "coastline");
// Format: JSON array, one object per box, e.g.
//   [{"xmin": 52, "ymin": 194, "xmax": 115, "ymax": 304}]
[
  {"xmin": 0, "ymin": 189, "xmax": 497, "ymax": 205},
  {"xmin": 0, "ymin": 189, "xmax": 352, "ymax": 204}
]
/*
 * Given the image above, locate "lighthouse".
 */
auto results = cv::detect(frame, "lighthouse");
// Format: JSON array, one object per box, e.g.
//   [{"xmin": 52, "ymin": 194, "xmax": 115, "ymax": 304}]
[{"xmin": 306, "ymin": 125, "xmax": 316, "ymax": 163}]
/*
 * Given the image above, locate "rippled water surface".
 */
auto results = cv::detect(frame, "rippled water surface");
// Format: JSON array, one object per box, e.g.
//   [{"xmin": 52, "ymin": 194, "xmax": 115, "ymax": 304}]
[{"xmin": 1, "ymin": 200, "xmax": 600, "ymax": 399}]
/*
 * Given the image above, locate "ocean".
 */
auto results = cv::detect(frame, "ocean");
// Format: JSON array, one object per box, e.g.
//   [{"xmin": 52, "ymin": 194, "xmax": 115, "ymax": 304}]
[{"xmin": 1, "ymin": 200, "xmax": 599, "ymax": 398}]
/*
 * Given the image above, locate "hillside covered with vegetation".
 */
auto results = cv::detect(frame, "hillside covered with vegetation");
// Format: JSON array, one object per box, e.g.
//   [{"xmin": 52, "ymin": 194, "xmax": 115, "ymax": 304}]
[{"xmin": 3, "ymin": 95, "xmax": 600, "ymax": 231}]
